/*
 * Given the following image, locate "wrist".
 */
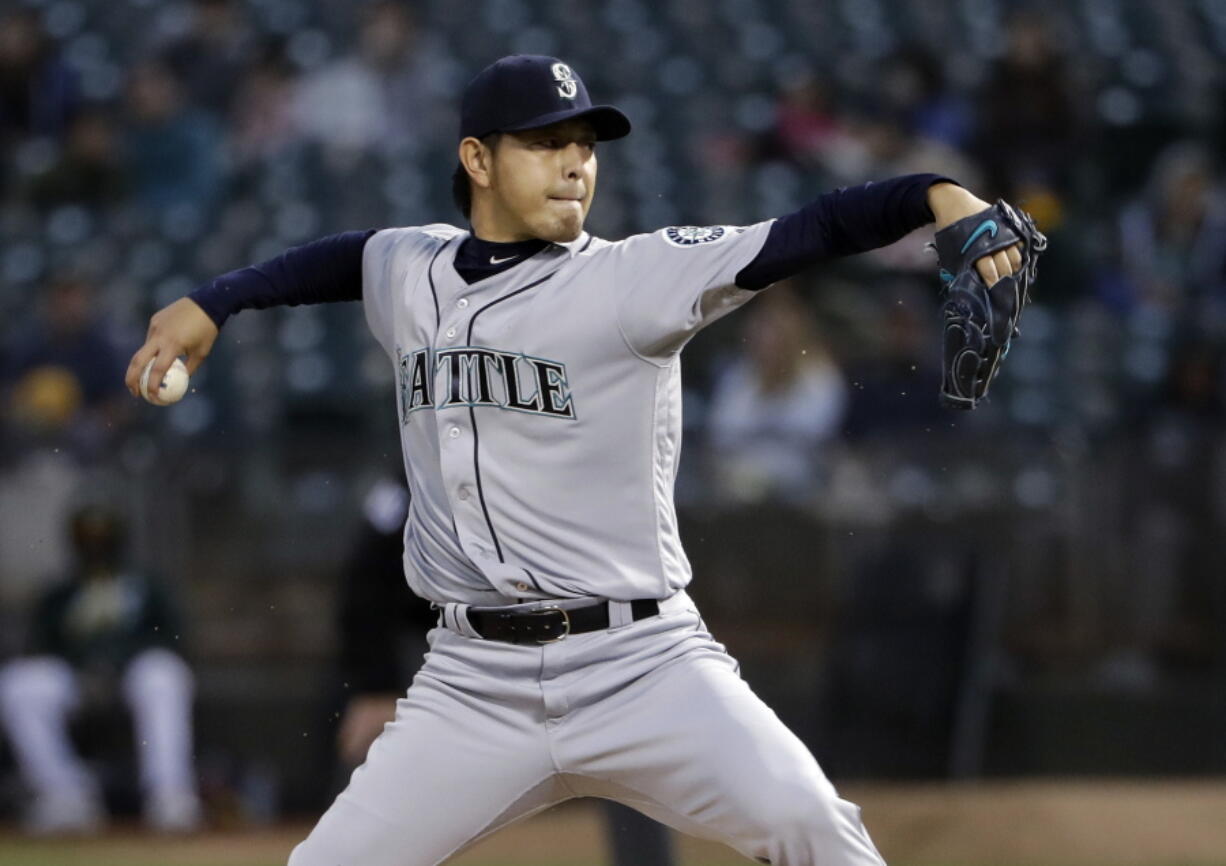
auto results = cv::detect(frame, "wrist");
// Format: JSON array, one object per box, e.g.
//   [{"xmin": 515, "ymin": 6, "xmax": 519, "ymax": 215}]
[{"xmin": 927, "ymin": 182, "xmax": 989, "ymax": 230}]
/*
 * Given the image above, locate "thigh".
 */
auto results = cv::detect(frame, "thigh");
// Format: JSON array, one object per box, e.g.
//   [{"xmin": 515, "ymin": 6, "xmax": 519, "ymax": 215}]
[
  {"xmin": 564, "ymin": 631, "xmax": 883, "ymax": 865},
  {"xmin": 289, "ymin": 635, "xmax": 565, "ymax": 866}
]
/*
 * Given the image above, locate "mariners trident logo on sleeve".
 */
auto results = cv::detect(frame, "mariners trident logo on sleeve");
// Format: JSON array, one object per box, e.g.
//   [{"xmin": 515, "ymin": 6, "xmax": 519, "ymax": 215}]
[
  {"xmin": 397, "ymin": 346, "xmax": 576, "ymax": 423},
  {"xmin": 665, "ymin": 225, "xmax": 727, "ymax": 246}
]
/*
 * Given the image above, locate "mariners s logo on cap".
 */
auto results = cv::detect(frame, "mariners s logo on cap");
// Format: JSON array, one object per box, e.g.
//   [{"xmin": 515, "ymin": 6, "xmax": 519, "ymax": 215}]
[
  {"xmin": 459, "ymin": 55, "xmax": 631, "ymax": 141},
  {"xmin": 551, "ymin": 63, "xmax": 577, "ymax": 99}
]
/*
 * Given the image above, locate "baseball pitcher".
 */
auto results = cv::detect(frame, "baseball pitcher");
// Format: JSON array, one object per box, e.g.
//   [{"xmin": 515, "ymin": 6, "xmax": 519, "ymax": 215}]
[{"xmin": 127, "ymin": 56, "xmax": 1044, "ymax": 866}]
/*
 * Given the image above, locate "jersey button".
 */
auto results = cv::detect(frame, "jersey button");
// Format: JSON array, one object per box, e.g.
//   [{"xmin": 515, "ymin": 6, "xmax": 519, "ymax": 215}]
[
  {"xmin": 445, "ymin": 326, "xmax": 457, "ymax": 339},
  {"xmin": 456, "ymin": 298, "xmax": 469, "ymax": 309},
  {"xmin": 448, "ymin": 427, "xmax": 461, "ymax": 439},
  {"xmin": 516, "ymin": 582, "xmax": 529, "ymax": 592},
  {"xmin": 457, "ymin": 488, "xmax": 470, "ymax": 501}
]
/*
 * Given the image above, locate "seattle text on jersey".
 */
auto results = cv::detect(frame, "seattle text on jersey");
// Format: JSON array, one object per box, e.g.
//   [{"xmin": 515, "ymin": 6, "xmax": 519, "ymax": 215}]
[{"xmin": 397, "ymin": 346, "xmax": 577, "ymax": 422}]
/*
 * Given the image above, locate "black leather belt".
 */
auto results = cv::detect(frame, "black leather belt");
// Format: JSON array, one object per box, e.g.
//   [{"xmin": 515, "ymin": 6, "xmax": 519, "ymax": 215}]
[{"xmin": 466, "ymin": 599, "xmax": 660, "ymax": 644}]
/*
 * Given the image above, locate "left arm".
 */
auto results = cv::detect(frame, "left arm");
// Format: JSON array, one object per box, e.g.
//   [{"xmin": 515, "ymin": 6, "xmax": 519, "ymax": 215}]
[{"xmin": 735, "ymin": 175, "xmax": 1021, "ymax": 290}]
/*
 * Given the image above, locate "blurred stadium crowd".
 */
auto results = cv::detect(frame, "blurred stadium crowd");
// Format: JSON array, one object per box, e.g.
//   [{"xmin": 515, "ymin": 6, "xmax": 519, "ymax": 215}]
[{"xmin": 2, "ymin": 0, "xmax": 1226, "ymax": 826}]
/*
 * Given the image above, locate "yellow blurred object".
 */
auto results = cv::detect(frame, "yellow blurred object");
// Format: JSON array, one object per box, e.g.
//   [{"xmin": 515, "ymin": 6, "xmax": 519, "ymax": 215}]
[
  {"xmin": 9, "ymin": 365, "xmax": 84, "ymax": 431},
  {"xmin": 1016, "ymin": 185, "xmax": 1064, "ymax": 232}
]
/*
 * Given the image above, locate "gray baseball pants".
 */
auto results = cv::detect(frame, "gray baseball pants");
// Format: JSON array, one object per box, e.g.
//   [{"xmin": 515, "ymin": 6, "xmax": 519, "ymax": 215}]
[{"xmin": 288, "ymin": 592, "xmax": 885, "ymax": 866}]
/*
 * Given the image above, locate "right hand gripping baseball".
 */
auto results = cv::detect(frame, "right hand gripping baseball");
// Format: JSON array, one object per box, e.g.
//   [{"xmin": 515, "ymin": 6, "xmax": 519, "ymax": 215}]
[{"xmin": 125, "ymin": 297, "xmax": 219, "ymax": 398}]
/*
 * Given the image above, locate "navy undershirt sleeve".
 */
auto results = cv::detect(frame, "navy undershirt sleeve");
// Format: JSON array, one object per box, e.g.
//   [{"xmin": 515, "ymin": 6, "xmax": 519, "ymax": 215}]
[
  {"xmin": 188, "ymin": 229, "xmax": 376, "ymax": 328},
  {"xmin": 735, "ymin": 173, "xmax": 957, "ymax": 290}
]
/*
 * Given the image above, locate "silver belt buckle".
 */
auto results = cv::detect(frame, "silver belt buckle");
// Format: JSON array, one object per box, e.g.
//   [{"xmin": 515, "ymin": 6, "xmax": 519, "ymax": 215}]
[{"xmin": 530, "ymin": 606, "xmax": 571, "ymax": 644}]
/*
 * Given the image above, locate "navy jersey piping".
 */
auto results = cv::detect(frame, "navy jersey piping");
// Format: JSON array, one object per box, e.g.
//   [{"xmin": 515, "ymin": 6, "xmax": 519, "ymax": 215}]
[
  {"xmin": 425, "ymin": 237, "xmax": 453, "ymax": 329},
  {"xmin": 468, "ymin": 404, "xmax": 504, "ymax": 562},
  {"xmin": 464, "ymin": 268, "xmax": 562, "ymax": 564}
]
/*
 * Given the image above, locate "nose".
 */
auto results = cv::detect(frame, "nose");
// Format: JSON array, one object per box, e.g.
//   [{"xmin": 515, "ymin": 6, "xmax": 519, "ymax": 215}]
[{"xmin": 560, "ymin": 142, "xmax": 587, "ymax": 179}]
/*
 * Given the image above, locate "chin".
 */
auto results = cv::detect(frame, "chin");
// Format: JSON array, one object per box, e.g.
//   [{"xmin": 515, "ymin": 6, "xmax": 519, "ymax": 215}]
[{"xmin": 537, "ymin": 216, "xmax": 584, "ymax": 244}]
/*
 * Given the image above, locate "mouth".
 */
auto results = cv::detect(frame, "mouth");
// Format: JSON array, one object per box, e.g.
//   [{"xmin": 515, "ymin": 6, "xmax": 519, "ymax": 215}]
[{"xmin": 548, "ymin": 195, "xmax": 584, "ymax": 203}]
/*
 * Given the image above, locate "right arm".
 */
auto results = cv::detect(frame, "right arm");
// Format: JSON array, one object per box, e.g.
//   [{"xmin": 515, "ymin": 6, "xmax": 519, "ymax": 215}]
[{"xmin": 124, "ymin": 230, "xmax": 374, "ymax": 397}]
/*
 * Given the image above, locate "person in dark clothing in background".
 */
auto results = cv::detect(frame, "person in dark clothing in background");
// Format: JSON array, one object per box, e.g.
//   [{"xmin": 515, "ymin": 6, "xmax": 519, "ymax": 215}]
[{"xmin": 0, "ymin": 504, "xmax": 201, "ymax": 835}]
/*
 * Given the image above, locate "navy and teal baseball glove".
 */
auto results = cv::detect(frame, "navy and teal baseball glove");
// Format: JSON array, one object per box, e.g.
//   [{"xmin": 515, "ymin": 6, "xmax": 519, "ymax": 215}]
[{"xmin": 931, "ymin": 200, "xmax": 1047, "ymax": 410}]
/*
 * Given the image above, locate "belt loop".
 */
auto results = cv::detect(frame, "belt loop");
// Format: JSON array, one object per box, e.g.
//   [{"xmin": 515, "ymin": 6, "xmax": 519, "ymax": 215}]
[
  {"xmin": 443, "ymin": 603, "xmax": 484, "ymax": 639},
  {"xmin": 607, "ymin": 600, "xmax": 634, "ymax": 628}
]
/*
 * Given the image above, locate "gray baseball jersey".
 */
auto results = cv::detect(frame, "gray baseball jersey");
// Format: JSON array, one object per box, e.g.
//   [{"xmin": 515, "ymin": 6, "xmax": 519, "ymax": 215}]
[
  {"xmin": 289, "ymin": 220, "xmax": 889, "ymax": 866},
  {"xmin": 361, "ymin": 220, "xmax": 774, "ymax": 606}
]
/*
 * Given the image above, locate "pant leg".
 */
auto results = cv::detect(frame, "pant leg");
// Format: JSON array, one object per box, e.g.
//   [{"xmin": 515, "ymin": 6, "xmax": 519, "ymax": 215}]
[
  {"xmin": 0, "ymin": 656, "xmax": 94, "ymax": 797},
  {"xmin": 289, "ymin": 628, "xmax": 569, "ymax": 866},
  {"xmin": 121, "ymin": 648, "xmax": 199, "ymax": 799},
  {"xmin": 121, "ymin": 648, "xmax": 203, "ymax": 831},
  {"xmin": 558, "ymin": 614, "xmax": 886, "ymax": 866}
]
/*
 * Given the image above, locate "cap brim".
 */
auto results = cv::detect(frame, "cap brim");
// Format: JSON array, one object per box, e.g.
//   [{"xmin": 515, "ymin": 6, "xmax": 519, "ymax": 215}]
[{"xmin": 499, "ymin": 105, "xmax": 631, "ymax": 140}]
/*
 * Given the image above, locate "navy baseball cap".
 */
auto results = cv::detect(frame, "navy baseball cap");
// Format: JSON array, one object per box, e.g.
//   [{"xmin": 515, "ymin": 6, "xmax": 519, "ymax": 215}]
[{"xmin": 460, "ymin": 55, "xmax": 631, "ymax": 141}]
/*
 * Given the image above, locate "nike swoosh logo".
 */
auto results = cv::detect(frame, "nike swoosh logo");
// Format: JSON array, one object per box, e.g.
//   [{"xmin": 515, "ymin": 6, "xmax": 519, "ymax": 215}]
[
  {"xmin": 489, "ymin": 255, "xmax": 517, "ymax": 264},
  {"xmin": 960, "ymin": 220, "xmax": 998, "ymax": 254}
]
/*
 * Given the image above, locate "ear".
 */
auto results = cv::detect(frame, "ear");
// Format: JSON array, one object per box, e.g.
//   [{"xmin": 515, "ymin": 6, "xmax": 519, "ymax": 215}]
[{"xmin": 458, "ymin": 137, "xmax": 494, "ymax": 190}]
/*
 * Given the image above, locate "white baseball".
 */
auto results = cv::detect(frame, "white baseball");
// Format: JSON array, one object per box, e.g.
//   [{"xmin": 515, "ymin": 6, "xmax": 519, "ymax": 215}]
[{"xmin": 140, "ymin": 357, "xmax": 190, "ymax": 405}]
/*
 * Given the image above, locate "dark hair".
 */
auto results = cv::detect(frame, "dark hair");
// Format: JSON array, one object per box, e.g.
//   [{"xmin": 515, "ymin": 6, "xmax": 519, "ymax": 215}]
[{"xmin": 451, "ymin": 133, "xmax": 500, "ymax": 220}]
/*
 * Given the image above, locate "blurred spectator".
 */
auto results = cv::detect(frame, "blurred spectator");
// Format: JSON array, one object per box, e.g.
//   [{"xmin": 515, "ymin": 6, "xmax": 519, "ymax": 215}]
[
  {"xmin": 1117, "ymin": 141, "xmax": 1226, "ymax": 315},
  {"xmin": 1103, "ymin": 339, "xmax": 1226, "ymax": 686},
  {"xmin": 292, "ymin": 0, "xmax": 457, "ymax": 160},
  {"xmin": 0, "ymin": 504, "xmax": 201, "ymax": 835},
  {"xmin": 123, "ymin": 61, "xmax": 223, "ymax": 215},
  {"xmin": 770, "ymin": 69, "xmax": 850, "ymax": 176},
  {"xmin": 24, "ymin": 109, "xmax": 126, "ymax": 210},
  {"xmin": 334, "ymin": 477, "xmax": 434, "ymax": 770},
  {"xmin": 161, "ymin": 0, "xmax": 253, "ymax": 117},
  {"xmin": 1, "ymin": 273, "xmax": 130, "ymax": 459},
  {"xmin": 853, "ymin": 107, "xmax": 982, "ymax": 272},
  {"xmin": 855, "ymin": 107, "xmax": 981, "ymax": 192},
  {"xmin": 0, "ymin": 273, "xmax": 122, "ymax": 629},
  {"xmin": 974, "ymin": 12, "xmax": 1079, "ymax": 201},
  {"xmin": 228, "ymin": 42, "xmax": 300, "ymax": 170},
  {"xmin": 0, "ymin": 8, "xmax": 79, "ymax": 142},
  {"xmin": 706, "ymin": 285, "xmax": 846, "ymax": 506},
  {"xmin": 842, "ymin": 283, "xmax": 945, "ymax": 439},
  {"xmin": 879, "ymin": 46, "xmax": 973, "ymax": 152}
]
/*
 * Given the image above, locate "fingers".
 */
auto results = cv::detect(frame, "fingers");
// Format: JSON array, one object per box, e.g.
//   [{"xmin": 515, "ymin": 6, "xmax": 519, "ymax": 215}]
[
  {"xmin": 974, "ymin": 243, "xmax": 1024, "ymax": 286},
  {"xmin": 993, "ymin": 250, "xmax": 1012, "ymax": 279},
  {"xmin": 143, "ymin": 351, "xmax": 177, "ymax": 399},
  {"xmin": 125, "ymin": 333, "xmax": 186, "ymax": 398},
  {"xmin": 124, "ymin": 344, "xmax": 160, "ymax": 397},
  {"xmin": 975, "ymin": 255, "xmax": 1000, "ymax": 286},
  {"xmin": 125, "ymin": 297, "xmax": 219, "ymax": 396}
]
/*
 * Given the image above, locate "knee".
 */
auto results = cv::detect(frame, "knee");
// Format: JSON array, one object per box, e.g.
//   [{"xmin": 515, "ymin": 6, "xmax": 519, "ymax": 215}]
[
  {"xmin": 757, "ymin": 784, "xmax": 881, "ymax": 866},
  {"xmin": 755, "ymin": 778, "xmax": 839, "ymax": 837},
  {"xmin": 0, "ymin": 656, "xmax": 77, "ymax": 711},
  {"xmin": 122, "ymin": 649, "xmax": 194, "ymax": 703}
]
